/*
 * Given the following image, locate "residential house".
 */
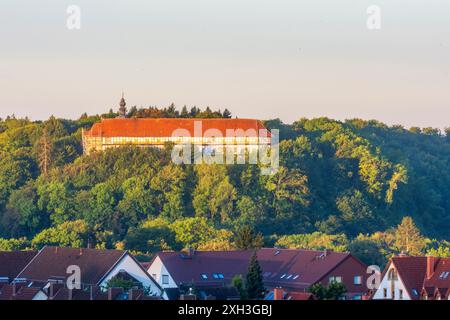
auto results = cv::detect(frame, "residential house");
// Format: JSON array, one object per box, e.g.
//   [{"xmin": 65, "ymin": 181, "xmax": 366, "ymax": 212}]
[
  {"xmin": 13, "ymin": 246, "xmax": 164, "ymax": 299},
  {"xmin": 147, "ymin": 248, "xmax": 369, "ymax": 300},
  {"xmin": 372, "ymin": 255, "xmax": 450, "ymax": 300},
  {"xmin": 0, "ymin": 283, "xmax": 47, "ymax": 300},
  {"xmin": 0, "ymin": 251, "xmax": 38, "ymax": 284}
]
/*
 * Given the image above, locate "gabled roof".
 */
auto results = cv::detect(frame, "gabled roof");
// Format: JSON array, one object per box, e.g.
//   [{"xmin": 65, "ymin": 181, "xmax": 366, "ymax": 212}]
[
  {"xmin": 0, "ymin": 251, "xmax": 38, "ymax": 282},
  {"xmin": 155, "ymin": 248, "xmax": 353, "ymax": 290},
  {"xmin": 423, "ymin": 258, "xmax": 450, "ymax": 298},
  {"xmin": 84, "ymin": 118, "xmax": 269, "ymax": 138},
  {"xmin": 15, "ymin": 246, "xmax": 126, "ymax": 285},
  {"xmin": 388, "ymin": 256, "xmax": 450, "ymax": 300},
  {"xmin": 390, "ymin": 256, "xmax": 427, "ymax": 300}
]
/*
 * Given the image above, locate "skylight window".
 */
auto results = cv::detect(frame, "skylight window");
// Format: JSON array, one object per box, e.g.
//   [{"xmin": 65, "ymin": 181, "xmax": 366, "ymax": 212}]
[
  {"xmin": 412, "ymin": 289, "xmax": 419, "ymax": 296},
  {"xmin": 293, "ymin": 275, "xmax": 299, "ymax": 280},
  {"xmin": 218, "ymin": 274, "xmax": 224, "ymax": 279},
  {"xmin": 280, "ymin": 274, "xmax": 286, "ymax": 279},
  {"xmin": 201, "ymin": 274, "xmax": 208, "ymax": 280},
  {"xmin": 286, "ymin": 275, "xmax": 293, "ymax": 280}
]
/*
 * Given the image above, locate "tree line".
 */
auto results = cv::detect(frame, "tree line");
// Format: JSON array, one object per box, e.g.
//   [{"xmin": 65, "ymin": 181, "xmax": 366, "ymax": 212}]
[{"xmin": 0, "ymin": 105, "xmax": 449, "ymax": 266}]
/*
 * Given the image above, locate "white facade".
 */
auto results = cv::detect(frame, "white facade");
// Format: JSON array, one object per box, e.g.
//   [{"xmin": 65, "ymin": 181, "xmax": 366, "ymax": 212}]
[
  {"xmin": 372, "ymin": 262, "xmax": 412, "ymax": 300},
  {"xmin": 100, "ymin": 254, "xmax": 164, "ymax": 298},
  {"xmin": 147, "ymin": 256, "xmax": 178, "ymax": 289}
]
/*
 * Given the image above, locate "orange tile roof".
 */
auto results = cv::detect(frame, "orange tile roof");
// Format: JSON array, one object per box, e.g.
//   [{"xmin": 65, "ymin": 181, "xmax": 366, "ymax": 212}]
[{"xmin": 84, "ymin": 118, "xmax": 270, "ymax": 138}]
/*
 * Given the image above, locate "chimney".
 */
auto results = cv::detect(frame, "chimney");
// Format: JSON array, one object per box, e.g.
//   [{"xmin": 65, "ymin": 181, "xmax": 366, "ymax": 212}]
[
  {"xmin": 187, "ymin": 248, "xmax": 195, "ymax": 257},
  {"xmin": 12, "ymin": 283, "xmax": 17, "ymax": 297},
  {"xmin": 68, "ymin": 288, "xmax": 73, "ymax": 300},
  {"xmin": 427, "ymin": 256, "xmax": 437, "ymax": 279},
  {"xmin": 273, "ymin": 287, "xmax": 285, "ymax": 300},
  {"xmin": 128, "ymin": 289, "xmax": 134, "ymax": 301},
  {"xmin": 108, "ymin": 288, "xmax": 114, "ymax": 301},
  {"xmin": 79, "ymin": 248, "xmax": 83, "ymax": 256}
]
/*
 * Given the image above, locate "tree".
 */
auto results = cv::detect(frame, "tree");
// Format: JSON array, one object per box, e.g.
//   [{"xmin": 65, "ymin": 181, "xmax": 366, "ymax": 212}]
[
  {"xmin": 245, "ymin": 251, "xmax": 265, "ymax": 299},
  {"xmin": 170, "ymin": 217, "xmax": 218, "ymax": 249},
  {"xmin": 4, "ymin": 183, "xmax": 48, "ymax": 236},
  {"xmin": 223, "ymin": 109, "xmax": 232, "ymax": 118},
  {"xmin": 31, "ymin": 220, "xmax": 90, "ymax": 249},
  {"xmin": 124, "ymin": 218, "xmax": 180, "ymax": 254},
  {"xmin": 393, "ymin": 216, "xmax": 426, "ymax": 255},
  {"xmin": 105, "ymin": 277, "xmax": 137, "ymax": 291},
  {"xmin": 309, "ymin": 281, "xmax": 347, "ymax": 300},
  {"xmin": 193, "ymin": 165, "xmax": 237, "ymax": 223},
  {"xmin": 234, "ymin": 225, "xmax": 264, "ymax": 250},
  {"xmin": 231, "ymin": 275, "xmax": 247, "ymax": 300},
  {"xmin": 265, "ymin": 167, "xmax": 309, "ymax": 221},
  {"xmin": 37, "ymin": 129, "xmax": 53, "ymax": 175},
  {"xmin": 275, "ymin": 232, "xmax": 348, "ymax": 252},
  {"xmin": 336, "ymin": 190, "xmax": 375, "ymax": 236},
  {"xmin": 347, "ymin": 238, "xmax": 385, "ymax": 267},
  {"xmin": 326, "ymin": 281, "xmax": 347, "ymax": 300}
]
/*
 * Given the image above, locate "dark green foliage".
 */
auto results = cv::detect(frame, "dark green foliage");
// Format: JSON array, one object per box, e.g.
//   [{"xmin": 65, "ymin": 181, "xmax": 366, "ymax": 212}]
[
  {"xmin": 245, "ymin": 251, "xmax": 265, "ymax": 299},
  {"xmin": 309, "ymin": 281, "xmax": 347, "ymax": 300},
  {"xmin": 234, "ymin": 225, "xmax": 264, "ymax": 250},
  {"xmin": 0, "ymin": 110, "xmax": 449, "ymax": 257}
]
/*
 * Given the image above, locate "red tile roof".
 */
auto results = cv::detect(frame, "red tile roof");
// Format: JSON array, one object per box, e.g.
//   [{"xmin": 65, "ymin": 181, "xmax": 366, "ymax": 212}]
[
  {"xmin": 0, "ymin": 251, "xmax": 38, "ymax": 282},
  {"xmin": 0, "ymin": 283, "xmax": 44, "ymax": 300},
  {"xmin": 390, "ymin": 256, "xmax": 427, "ymax": 300},
  {"xmin": 389, "ymin": 256, "xmax": 450, "ymax": 300},
  {"xmin": 16, "ymin": 246, "xmax": 126, "ymax": 285},
  {"xmin": 84, "ymin": 118, "xmax": 269, "ymax": 138},
  {"xmin": 155, "ymin": 248, "xmax": 353, "ymax": 290}
]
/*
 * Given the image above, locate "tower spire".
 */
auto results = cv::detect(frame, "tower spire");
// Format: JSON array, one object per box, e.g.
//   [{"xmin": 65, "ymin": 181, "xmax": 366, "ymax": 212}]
[{"xmin": 118, "ymin": 91, "xmax": 127, "ymax": 118}]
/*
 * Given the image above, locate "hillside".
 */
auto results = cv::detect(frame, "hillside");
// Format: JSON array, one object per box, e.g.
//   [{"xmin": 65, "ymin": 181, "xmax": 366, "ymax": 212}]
[{"xmin": 0, "ymin": 106, "xmax": 449, "ymax": 265}]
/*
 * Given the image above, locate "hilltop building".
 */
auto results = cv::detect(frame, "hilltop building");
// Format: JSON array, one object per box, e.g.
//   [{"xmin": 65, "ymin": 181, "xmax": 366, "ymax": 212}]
[{"xmin": 82, "ymin": 96, "xmax": 271, "ymax": 155}]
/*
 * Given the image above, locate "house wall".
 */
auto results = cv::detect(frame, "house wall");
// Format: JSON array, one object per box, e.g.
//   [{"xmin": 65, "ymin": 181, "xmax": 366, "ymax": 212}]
[
  {"xmin": 99, "ymin": 254, "xmax": 163, "ymax": 297},
  {"xmin": 147, "ymin": 256, "xmax": 178, "ymax": 289},
  {"xmin": 319, "ymin": 256, "xmax": 369, "ymax": 299},
  {"xmin": 372, "ymin": 262, "xmax": 411, "ymax": 300},
  {"xmin": 32, "ymin": 291, "xmax": 48, "ymax": 300}
]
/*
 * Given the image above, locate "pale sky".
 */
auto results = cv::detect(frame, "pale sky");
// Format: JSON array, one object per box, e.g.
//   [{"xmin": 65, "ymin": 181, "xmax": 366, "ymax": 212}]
[{"xmin": 1, "ymin": 0, "xmax": 449, "ymax": 128}]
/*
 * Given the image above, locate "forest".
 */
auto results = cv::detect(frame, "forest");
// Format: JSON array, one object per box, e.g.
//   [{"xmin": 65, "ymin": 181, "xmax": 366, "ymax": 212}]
[{"xmin": 0, "ymin": 104, "xmax": 449, "ymax": 266}]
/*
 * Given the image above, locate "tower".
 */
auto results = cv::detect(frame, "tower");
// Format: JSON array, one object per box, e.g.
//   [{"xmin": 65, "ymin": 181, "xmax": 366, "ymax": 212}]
[{"xmin": 118, "ymin": 92, "xmax": 127, "ymax": 118}]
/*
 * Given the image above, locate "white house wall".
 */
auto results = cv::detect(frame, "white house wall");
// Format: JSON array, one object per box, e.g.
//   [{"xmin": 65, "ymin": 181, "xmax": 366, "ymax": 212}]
[
  {"xmin": 372, "ymin": 262, "xmax": 412, "ymax": 300},
  {"xmin": 99, "ymin": 254, "xmax": 163, "ymax": 297},
  {"xmin": 147, "ymin": 256, "xmax": 178, "ymax": 289}
]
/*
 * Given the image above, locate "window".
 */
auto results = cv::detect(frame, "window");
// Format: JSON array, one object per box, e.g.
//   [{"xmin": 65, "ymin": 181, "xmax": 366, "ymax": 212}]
[
  {"xmin": 354, "ymin": 276, "xmax": 362, "ymax": 285},
  {"xmin": 329, "ymin": 276, "xmax": 342, "ymax": 283},
  {"xmin": 387, "ymin": 268, "xmax": 398, "ymax": 280},
  {"xmin": 412, "ymin": 289, "xmax": 419, "ymax": 297},
  {"xmin": 352, "ymin": 295, "xmax": 362, "ymax": 300},
  {"xmin": 399, "ymin": 289, "xmax": 403, "ymax": 300},
  {"xmin": 439, "ymin": 271, "xmax": 450, "ymax": 279},
  {"xmin": 162, "ymin": 275, "xmax": 169, "ymax": 285},
  {"xmin": 383, "ymin": 288, "xmax": 387, "ymax": 298},
  {"xmin": 201, "ymin": 274, "xmax": 208, "ymax": 280}
]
